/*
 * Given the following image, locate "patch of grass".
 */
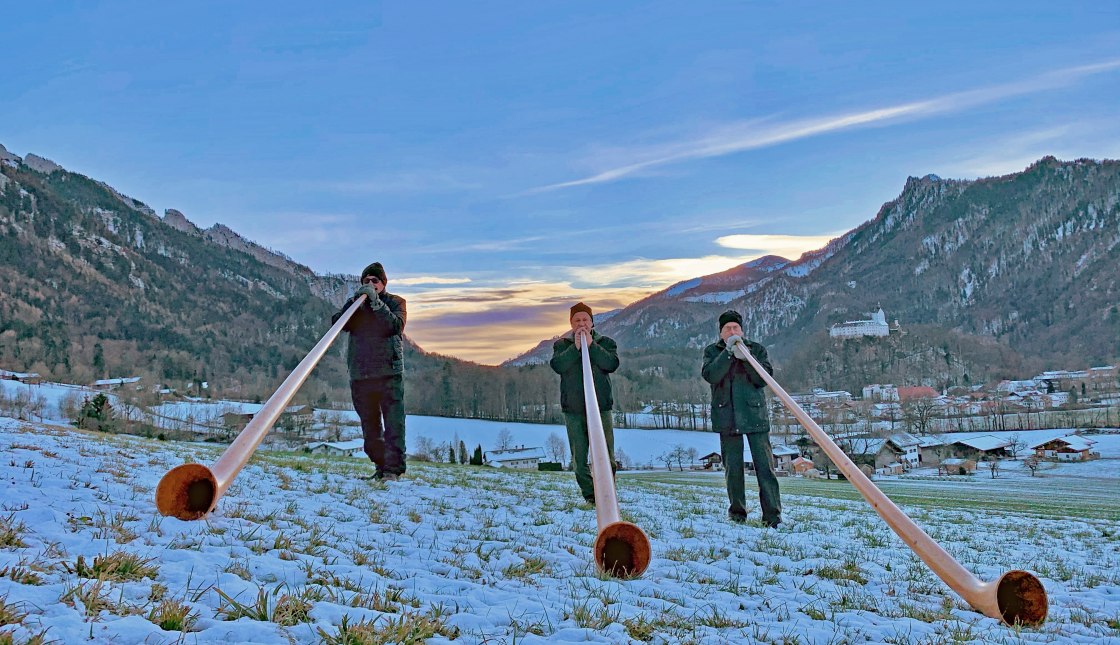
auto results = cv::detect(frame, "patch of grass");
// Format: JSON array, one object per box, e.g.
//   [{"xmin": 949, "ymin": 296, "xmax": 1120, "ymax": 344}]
[
  {"xmin": 813, "ymin": 558, "xmax": 867, "ymax": 585},
  {"xmin": 0, "ymin": 567, "xmax": 42, "ymax": 586},
  {"xmin": 215, "ymin": 585, "xmax": 274, "ymax": 622},
  {"xmin": 502, "ymin": 555, "xmax": 550, "ymax": 579},
  {"xmin": 896, "ymin": 600, "xmax": 952, "ymax": 623},
  {"xmin": 60, "ymin": 579, "xmax": 112, "ymax": 617},
  {"xmin": 566, "ymin": 599, "xmax": 620, "ymax": 629},
  {"xmin": 0, "ymin": 595, "xmax": 27, "ymax": 627},
  {"xmin": 318, "ymin": 610, "xmax": 459, "ymax": 645},
  {"xmin": 222, "ymin": 558, "xmax": 252, "ymax": 581},
  {"xmin": 0, "ymin": 515, "xmax": 28, "ymax": 549},
  {"xmin": 800, "ymin": 601, "xmax": 829, "ymax": 621},
  {"xmin": 148, "ymin": 598, "xmax": 198, "ymax": 632},
  {"xmin": 68, "ymin": 552, "xmax": 159, "ymax": 582},
  {"xmin": 697, "ymin": 605, "xmax": 747, "ymax": 628},
  {"xmin": 272, "ymin": 593, "xmax": 314, "ymax": 626}
]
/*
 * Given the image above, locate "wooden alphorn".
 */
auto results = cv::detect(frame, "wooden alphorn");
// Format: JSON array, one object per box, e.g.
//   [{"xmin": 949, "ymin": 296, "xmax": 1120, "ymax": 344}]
[
  {"xmin": 728, "ymin": 338, "xmax": 1047, "ymax": 625},
  {"xmin": 156, "ymin": 295, "xmax": 368, "ymax": 520},
  {"xmin": 579, "ymin": 334, "xmax": 651, "ymax": 578}
]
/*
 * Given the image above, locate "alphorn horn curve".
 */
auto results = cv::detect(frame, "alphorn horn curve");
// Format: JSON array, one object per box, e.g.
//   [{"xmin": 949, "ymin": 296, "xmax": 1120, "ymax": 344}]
[
  {"xmin": 728, "ymin": 339, "xmax": 1047, "ymax": 625},
  {"xmin": 156, "ymin": 295, "xmax": 368, "ymax": 520},
  {"xmin": 579, "ymin": 333, "xmax": 651, "ymax": 578}
]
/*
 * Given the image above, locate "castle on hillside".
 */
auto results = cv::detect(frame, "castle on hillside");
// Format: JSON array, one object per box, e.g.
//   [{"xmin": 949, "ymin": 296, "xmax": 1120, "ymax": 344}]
[{"xmin": 829, "ymin": 307, "xmax": 900, "ymax": 339}]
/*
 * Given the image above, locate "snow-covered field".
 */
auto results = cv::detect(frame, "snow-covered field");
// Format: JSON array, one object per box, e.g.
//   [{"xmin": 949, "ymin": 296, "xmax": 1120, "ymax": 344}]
[{"xmin": 2, "ymin": 416, "xmax": 1119, "ymax": 644}]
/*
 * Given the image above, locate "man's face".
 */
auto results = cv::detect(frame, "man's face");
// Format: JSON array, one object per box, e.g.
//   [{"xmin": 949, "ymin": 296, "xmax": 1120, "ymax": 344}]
[
  {"xmin": 571, "ymin": 312, "xmax": 593, "ymax": 334},
  {"xmin": 362, "ymin": 276, "xmax": 385, "ymax": 294},
  {"xmin": 720, "ymin": 322, "xmax": 743, "ymax": 341}
]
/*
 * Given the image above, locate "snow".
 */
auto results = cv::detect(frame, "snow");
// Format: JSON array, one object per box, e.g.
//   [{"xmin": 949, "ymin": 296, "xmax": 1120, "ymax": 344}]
[
  {"xmin": 683, "ymin": 290, "xmax": 746, "ymax": 303},
  {"xmin": 664, "ymin": 278, "xmax": 701, "ymax": 297},
  {"xmin": 2, "ymin": 417, "xmax": 1119, "ymax": 643}
]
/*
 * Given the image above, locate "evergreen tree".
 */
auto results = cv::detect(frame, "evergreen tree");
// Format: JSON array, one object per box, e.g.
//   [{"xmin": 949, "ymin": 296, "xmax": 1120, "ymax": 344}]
[
  {"xmin": 458, "ymin": 440, "xmax": 468, "ymax": 464},
  {"xmin": 448, "ymin": 443, "xmax": 456, "ymax": 464},
  {"xmin": 76, "ymin": 393, "xmax": 114, "ymax": 432},
  {"xmin": 470, "ymin": 444, "xmax": 483, "ymax": 466}
]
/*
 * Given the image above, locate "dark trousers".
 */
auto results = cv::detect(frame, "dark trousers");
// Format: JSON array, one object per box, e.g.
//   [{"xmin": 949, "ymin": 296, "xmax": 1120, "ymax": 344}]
[
  {"xmin": 563, "ymin": 411, "xmax": 615, "ymax": 501},
  {"xmin": 350, "ymin": 375, "xmax": 406, "ymax": 476},
  {"xmin": 720, "ymin": 432, "xmax": 781, "ymax": 525}
]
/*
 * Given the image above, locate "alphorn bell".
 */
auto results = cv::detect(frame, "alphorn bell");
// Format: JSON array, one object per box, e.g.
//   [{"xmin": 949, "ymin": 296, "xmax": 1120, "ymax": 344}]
[
  {"xmin": 156, "ymin": 295, "xmax": 369, "ymax": 520},
  {"xmin": 579, "ymin": 333, "xmax": 651, "ymax": 578},
  {"xmin": 728, "ymin": 339, "xmax": 1047, "ymax": 625}
]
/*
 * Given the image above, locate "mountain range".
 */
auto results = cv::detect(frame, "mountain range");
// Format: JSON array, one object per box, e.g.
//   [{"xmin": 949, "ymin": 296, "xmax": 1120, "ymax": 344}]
[
  {"xmin": 2, "ymin": 143, "xmax": 1117, "ymax": 416},
  {"xmin": 507, "ymin": 157, "xmax": 1120, "ymax": 394}
]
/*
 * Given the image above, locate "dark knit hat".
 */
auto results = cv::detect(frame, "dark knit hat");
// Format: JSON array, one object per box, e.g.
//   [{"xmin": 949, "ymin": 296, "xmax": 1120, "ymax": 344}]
[
  {"xmin": 361, "ymin": 262, "xmax": 387, "ymax": 285},
  {"xmin": 570, "ymin": 301, "xmax": 593, "ymax": 323},
  {"xmin": 718, "ymin": 310, "xmax": 743, "ymax": 331}
]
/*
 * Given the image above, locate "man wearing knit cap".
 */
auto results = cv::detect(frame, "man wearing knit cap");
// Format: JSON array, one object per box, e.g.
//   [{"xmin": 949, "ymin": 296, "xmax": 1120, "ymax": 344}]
[
  {"xmin": 701, "ymin": 309, "xmax": 781, "ymax": 526},
  {"xmin": 332, "ymin": 262, "xmax": 408, "ymax": 481},
  {"xmin": 549, "ymin": 302, "xmax": 620, "ymax": 504}
]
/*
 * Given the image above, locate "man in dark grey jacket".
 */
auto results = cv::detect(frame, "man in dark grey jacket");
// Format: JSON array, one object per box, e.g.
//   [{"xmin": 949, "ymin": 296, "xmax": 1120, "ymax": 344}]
[
  {"xmin": 701, "ymin": 309, "xmax": 780, "ymax": 526},
  {"xmin": 332, "ymin": 262, "xmax": 407, "ymax": 481},
  {"xmin": 549, "ymin": 302, "xmax": 619, "ymax": 504}
]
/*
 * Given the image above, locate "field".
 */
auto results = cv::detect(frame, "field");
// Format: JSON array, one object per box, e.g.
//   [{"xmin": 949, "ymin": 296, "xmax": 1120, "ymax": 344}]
[{"xmin": 1, "ymin": 416, "xmax": 1119, "ymax": 644}]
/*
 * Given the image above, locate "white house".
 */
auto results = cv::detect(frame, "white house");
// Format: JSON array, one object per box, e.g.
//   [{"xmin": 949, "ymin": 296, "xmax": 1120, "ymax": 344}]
[
  {"xmin": 1029, "ymin": 435, "xmax": 1099, "ymax": 462},
  {"xmin": 951, "ymin": 435, "xmax": 1012, "ymax": 459},
  {"xmin": 829, "ymin": 308, "xmax": 890, "ymax": 339},
  {"xmin": 92, "ymin": 376, "xmax": 142, "ymax": 390},
  {"xmin": 306, "ymin": 439, "xmax": 364, "ymax": 457},
  {"xmin": 0, "ymin": 370, "xmax": 41, "ymax": 384},
  {"xmin": 886, "ymin": 432, "xmax": 922, "ymax": 468},
  {"xmin": 484, "ymin": 446, "xmax": 547, "ymax": 469},
  {"xmin": 772, "ymin": 445, "xmax": 800, "ymax": 472},
  {"xmin": 997, "ymin": 380, "xmax": 1042, "ymax": 394},
  {"xmin": 862, "ymin": 384, "xmax": 899, "ymax": 402}
]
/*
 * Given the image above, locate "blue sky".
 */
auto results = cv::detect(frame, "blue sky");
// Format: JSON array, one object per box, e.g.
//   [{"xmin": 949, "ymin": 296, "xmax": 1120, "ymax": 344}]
[{"xmin": 2, "ymin": 2, "xmax": 1119, "ymax": 363}]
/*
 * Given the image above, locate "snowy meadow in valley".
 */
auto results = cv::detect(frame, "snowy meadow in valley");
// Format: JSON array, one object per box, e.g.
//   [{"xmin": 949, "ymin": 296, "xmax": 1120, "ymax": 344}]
[{"xmin": 1, "ymin": 414, "xmax": 1119, "ymax": 644}]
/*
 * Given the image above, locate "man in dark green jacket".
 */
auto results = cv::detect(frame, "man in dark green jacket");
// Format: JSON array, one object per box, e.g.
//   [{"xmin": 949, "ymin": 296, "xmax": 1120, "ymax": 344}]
[
  {"xmin": 549, "ymin": 302, "xmax": 619, "ymax": 504},
  {"xmin": 701, "ymin": 309, "xmax": 780, "ymax": 527},
  {"xmin": 332, "ymin": 262, "xmax": 407, "ymax": 481}
]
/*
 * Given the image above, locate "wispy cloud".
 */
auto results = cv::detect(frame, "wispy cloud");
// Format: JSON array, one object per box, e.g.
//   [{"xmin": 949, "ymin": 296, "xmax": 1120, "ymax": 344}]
[
  {"xmin": 404, "ymin": 281, "xmax": 649, "ymax": 364},
  {"xmin": 564, "ymin": 233, "xmax": 838, "ymax": 288},
  {"xmin": 302, "ymin": 172, "xmax": 479, "ymax": 195},
  {"xmin": 716, "ymin": 233, "xmax": 839, "ymax": 255},
  {"xmin": 394, "ymin": 276, "xmax": 472, "ymax": 286},
  {"xmin": 402, "ymin": 231, "xmax": 838, "ymax": 362},
  {"xmin": 527, "ymin": 59, "xmax": 1120, "ymax": 193}
]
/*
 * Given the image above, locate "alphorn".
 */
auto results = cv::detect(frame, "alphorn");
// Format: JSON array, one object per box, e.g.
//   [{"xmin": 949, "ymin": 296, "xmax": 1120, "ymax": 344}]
[
  {"xmin": 156, "ymin": 295, "xmax": 368, "ymax": 520},
  {"xmin": 728, "ymin": 339, "xmax": 1047, "ymax": 625},
  {"xmin": 579, "ymin": 334, "xmax": 651, "ymax": 578}
]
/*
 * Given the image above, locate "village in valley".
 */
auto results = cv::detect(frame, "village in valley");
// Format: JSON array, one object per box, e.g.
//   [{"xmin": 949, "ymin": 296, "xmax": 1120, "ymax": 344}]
[{"xmin": 3, "ymin": 304, "xmax": 1117, "ymax": 484}]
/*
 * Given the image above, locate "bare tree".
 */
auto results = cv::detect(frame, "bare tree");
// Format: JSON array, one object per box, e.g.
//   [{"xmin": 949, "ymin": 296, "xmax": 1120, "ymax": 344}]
[
  {"xmin": 411, "ymin": 436, "xmax": 439, "ymax": 462},
  {"xmin": 1023, "ymin": 456, "xmax": 1041, "ymax": 477},
  {"xmin": 811, "ymin": 447, "xmax": 836, "ymax": 479},
  {"xmin": 985, "ymin": 456, "xmax": 1000, "ymax": 479},
  {"xmin": 686, "ymin": 446, "xmax": 698, "ymax": 468},
  {"xmin": 545, "ymin": 432, "xmax": 568, "ymax": 465},
  {"xmin": 615, "ymin": 447, "xmax": 632, "ymax": 470},
  {"xmin": 657, "ymin": 449, "xmax": 676, "ymax": 471},
  {"xmin": 321, "ymin": 411, "xmax": 347, "ymax": 442},
  {"xmin": 902, "ymin": 397, "xmax": 939, "ymax": 435},
  {"xmin": 671, "ymin": 444, "xmax": 688, "ymax": 471},
  {"xmin": 495, "ymin": 428, "xmax": 514, "ymax": 451},
  {"xmin": 1007, "ymin": 433, "xmax": 1027, "ymax": 459}
]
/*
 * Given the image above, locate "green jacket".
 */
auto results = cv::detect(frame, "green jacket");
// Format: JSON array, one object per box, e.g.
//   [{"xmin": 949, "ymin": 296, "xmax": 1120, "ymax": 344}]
[
  {"xmin": 549, "ymin": 330, "xmax": 619, "ymax": 413},
  {"xmin": 702, "ymin": 339, "xmax": 773, "ymax": 434}
]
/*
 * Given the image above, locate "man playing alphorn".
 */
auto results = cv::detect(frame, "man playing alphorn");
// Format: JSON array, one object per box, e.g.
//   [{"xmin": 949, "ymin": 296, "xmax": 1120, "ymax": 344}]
[
  {"xmin": 702, "ymin": 309, "xmax": 781, "ymax": 527},
  {"xmin": 549, "ymin": 302, "xmax": 620, "ymax": 504}
]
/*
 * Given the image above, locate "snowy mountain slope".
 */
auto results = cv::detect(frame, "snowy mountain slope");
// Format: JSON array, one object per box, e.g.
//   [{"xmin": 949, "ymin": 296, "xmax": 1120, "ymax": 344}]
[{"xmin": 1, "ymin": 419, "xmax": 1119, "ymax": 643}]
